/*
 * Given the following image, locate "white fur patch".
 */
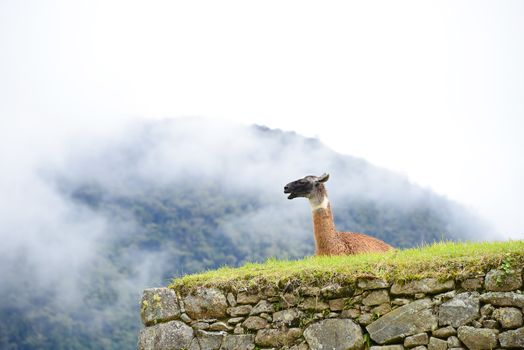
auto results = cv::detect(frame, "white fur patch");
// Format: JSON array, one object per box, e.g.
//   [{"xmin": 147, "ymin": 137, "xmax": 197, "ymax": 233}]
[{"xmin": 310, "ymin": 196, "xmax": 329, "ymax": 211}]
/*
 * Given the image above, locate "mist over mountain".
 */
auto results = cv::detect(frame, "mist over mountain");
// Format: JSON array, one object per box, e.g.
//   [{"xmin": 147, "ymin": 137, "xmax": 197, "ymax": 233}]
[{"xmin": 0, "ymin": 118, "xmax": 491, "ymax": 349}]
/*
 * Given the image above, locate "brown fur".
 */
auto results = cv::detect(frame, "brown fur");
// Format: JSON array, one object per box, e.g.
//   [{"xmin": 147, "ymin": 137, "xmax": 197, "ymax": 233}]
[{"xmin": 312, "ymin": 202, "xmax": 393, "ymax": 255}]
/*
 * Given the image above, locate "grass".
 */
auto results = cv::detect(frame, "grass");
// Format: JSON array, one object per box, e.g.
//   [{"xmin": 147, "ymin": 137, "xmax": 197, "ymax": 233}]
[{"xmin": 170, "ymin": 240, "xmax": 524, "ymax": 292}]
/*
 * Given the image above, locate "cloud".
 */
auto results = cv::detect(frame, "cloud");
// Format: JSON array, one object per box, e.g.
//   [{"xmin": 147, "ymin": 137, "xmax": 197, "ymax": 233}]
[
  {"xmin": 0, "ymin": 129, "xmax": 103, "ymax": 305},
  {"xmin": 0, "ymin": 116, "xmax": 496, "ymax": 349},
  {"xmin": 54, "ymin": 117, "xmax": 494, "ymax": 245}
]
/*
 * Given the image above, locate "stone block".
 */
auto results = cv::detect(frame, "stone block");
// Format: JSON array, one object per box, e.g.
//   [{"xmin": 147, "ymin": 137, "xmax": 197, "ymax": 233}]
[
  {"xmin": 272, "ymin": 308, "xmax": 303, "ymax": 327},
  {"xmin": 358, "ymin": 313, "xmax": 374, "ymax": 326},
  {"xmin": 498, "ymin": 326, "xmax": 524, "ymax": 348},
  {"xmin": 480, "ymin": 303, "xmax": 494, "ymax": 316},
  {"xmin": 432, "ymin": 290, "xmax": 456, "ymax": 305},
  {"xmin": 227, "ymin": 292, "xmax": 237, "ymax": 307},
  {"xmin": 220, "ymin": 334, "xmax": 255, "ymax": 350},
  {"xmin": 366, "ymin": 299, "xmax": 437, "ymax": 344},
  {"xmin": 479, "ymin": 292, "xmax": 524, "ymax": 308},
  {"xmin": 431, "ymin": 325, "xmax": 456, "ymax": 338},
  {"xmin": 460, "ymin": 277, "xmax": 483, "ymax": 291},
  {"xmin": 184, "ymin": 288, "xmax": 228, "ymax": 320},
  {"xmin": 242, "ymin": 316, "xmax": 268, "ymax": 330},
  {"xmin": 370, "ymin": 346, "xmax": 404, "ymax": 350},
  {"xmin": 363, "ymin": 290, "xmax": 390, "ymax": 306},
  {"xmin": 404, "ymin": 332, "xmax": 429, "ymax": 348},
  {"xmin": 438, "ymin": 292, "xmax": 480, "ymax": 327},
  {"xmin": 457, "ymin": 326, "xmax": 498, "ymax": 350},
  {"xmin": 189, "ymin": 338, "xmax": 201, "ymax": 350},
  {"xmin": 321, "ymin": 283, "xmax": 354, "ymax": 298},
  {"xmin": 299, "ymin": 297, "xmax": 329, "ymax": 311},
  {"xmin": 209, "ymin": 322, "xmax": 233, "ymax": 331},
  {"xmin": 484, "ymin": 268, "xmax": 522, "ymax": 292},
  {"xmin": 428, "ymin": 337, "xmax": 447, "ymax": 350},
  {"xmin": 329, "ymin": 298, "xmax": 347, "ymax": 311},
  {"xmin": 372, "ymin": 303, "xmax": 392, "ymax": 316},
  {"xmin": 259, "ymin": 312, "xmax": 271, "ymax": 321},
  {"xmin": 281, "ymin": 293, "xmax": 299, "ymax": 307},
  {"xmin": 304, "ymin": 319, "xmax": 363, "ymax": 350},
  {"xmin": 493, "ymin": 307, "xmax": 523, "ymax": 329},
  {"xmin": 482, "ymin": 319, "xmax": 498, "ymax": 329},
  {"xmin": 233, "ymin": 324, "xmax": 244, "ymax": 334},
  {"xmin": 196, "ymin": 330, "xmax": 225, "ymax": 350},
  {"xmin": 227, "ymin": 317, "xmax": 244, "ymax": 325},
  {"xmin": 236, "ymin": 292, "xmax": 260, "ymax": 305},
  {"xmin": 340, "ymin": 308, "xmax": 360, "ymax": 319},
  {"xmin": 138, "ymin": 320, "xmax": 193, "ymax": 350},
  {"xmin": 255, "ymin": 328, "xmax": 302, "ymax": 347},
  {"xmin": 391, "ymin": 279, "xmax": 454, "ymax": 296},
  {"xmin": 358, "ymin": 278, "xmax": 389, "ymax": 290},
  {"xmin": 140, "ymin": 288, "xmax": 181, "ymax": 326},
  {"xmin": 193, "ymin": 322, "xmax": 210, "ymax": 330},
  {"xmin": 227, "ymin": 305, "xmax": 253, "ymax": 316},
  {"xmin": 447, "ymin": 335, "xmax": 461, "ymax": 347},
  {"xmin": 250, "ymin": 300, "xmax": 274, "ymax": 315}
]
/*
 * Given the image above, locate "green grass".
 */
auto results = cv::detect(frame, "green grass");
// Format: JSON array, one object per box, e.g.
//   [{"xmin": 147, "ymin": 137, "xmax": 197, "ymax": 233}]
[{"xmin": 171, "ymin": 240, "xmax": 524, "ymax": 291}]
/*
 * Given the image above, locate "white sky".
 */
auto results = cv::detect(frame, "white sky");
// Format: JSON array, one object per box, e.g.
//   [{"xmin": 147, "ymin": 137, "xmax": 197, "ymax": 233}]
[{"xmin": 1, "ymin": 0, "xmax": 523, "ymax": 238}]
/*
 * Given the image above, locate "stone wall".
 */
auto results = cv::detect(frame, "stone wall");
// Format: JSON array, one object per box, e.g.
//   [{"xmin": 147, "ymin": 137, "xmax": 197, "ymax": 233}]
[{"xmin": 138, "ymin": 267, "xmax": 523, "ymax": 350}]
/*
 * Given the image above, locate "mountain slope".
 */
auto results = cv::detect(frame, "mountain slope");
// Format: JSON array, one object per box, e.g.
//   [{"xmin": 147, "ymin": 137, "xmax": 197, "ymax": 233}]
[{"xmin": 0, "ymin": 118, "xmax": 490, "ymax": 349}]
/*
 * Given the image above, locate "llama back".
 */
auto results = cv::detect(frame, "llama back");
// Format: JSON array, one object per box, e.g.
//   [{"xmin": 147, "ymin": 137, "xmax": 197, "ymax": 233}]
[{"xmin": 337, "ymin": 231, "xmax": 393, "ymax": 254}]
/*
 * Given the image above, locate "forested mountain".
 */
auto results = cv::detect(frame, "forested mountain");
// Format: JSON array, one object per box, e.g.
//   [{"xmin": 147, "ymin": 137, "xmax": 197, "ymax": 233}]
[{"xmin": 0, "ymin": 119, "xmax": 490, "ymax": 349}]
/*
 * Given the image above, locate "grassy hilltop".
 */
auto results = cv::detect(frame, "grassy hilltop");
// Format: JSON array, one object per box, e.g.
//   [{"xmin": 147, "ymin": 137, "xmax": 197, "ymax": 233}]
[{"xmin": 172, "ymin": 240, "xmax": 524, "ymax": 290}]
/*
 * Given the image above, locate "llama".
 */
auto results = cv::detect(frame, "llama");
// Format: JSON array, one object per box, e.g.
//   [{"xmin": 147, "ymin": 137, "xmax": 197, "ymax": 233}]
[{"xmin": 284, "ymin": 173, "xmax": 393, "ymax": 255}]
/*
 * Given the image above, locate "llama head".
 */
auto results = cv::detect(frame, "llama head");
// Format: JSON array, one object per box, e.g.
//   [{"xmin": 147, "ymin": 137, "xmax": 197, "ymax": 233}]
[{"xmin": 284, "ymin": 173, "xmax": 330, "ymax": 200}]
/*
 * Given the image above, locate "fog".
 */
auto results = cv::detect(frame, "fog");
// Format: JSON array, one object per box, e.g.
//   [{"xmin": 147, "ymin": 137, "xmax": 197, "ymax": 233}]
[
  {"xmin": 0, "ymin": 114, "xmax": 505, "ymax": 348},
  {"xmin": 1, "ymin": 0, "xmax": 523, "ymax": 347},
  {"xmin": 2, "ymin": 1, "xmax": 523, "ymax": 240},
  {"xmin": 0, "ymin": 117, "xmax": 491, "ymax": 302},
  {"xmin": 0, "ymin": 130, "xmax": 97, "ymax": 299}
]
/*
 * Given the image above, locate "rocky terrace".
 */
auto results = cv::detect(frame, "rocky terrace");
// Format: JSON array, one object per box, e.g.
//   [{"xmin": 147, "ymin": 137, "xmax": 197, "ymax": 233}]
[{"xmin": 138, "ymin": 264, "xmax": 524, "ymax": 350}]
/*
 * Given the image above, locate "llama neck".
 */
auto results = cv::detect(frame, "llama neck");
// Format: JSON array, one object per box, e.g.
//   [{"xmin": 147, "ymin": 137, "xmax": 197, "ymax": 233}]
[{"xmin": 310, "ymin": 195, "xmax": 337, "ymax": 254}]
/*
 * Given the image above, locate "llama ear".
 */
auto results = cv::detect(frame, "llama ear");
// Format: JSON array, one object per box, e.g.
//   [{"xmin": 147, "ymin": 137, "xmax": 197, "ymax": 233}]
[{"xmin": 317, "ymin": 173, "xmax": 330, "ymax": 183}]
